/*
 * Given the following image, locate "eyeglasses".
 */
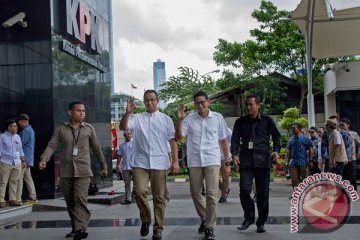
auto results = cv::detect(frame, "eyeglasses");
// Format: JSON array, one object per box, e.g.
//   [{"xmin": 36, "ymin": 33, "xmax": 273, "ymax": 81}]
[
  {"xmin": 144, "ymin": 98, "xmax": 157, "ymax": 103},
  {"xmin": 309, "ymin": 131, "xmax": 315, "ymax": 134},
  {"xmin": 194, "ymin": 100, "xmax": 207, "ymax": 106}
]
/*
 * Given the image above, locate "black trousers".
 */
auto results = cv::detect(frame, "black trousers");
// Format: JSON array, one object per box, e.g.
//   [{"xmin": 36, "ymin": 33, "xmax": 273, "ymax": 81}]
[
  {"xmin": 344, "ymin": 161, "xmax": 357, "ymax": 191},
  {"xmin": 239, "ymin": 167, "xmax": 270, "ymax": 226}
]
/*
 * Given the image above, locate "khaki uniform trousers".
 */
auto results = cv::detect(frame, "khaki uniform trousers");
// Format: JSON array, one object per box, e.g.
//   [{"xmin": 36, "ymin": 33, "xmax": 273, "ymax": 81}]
[
  {"xmin": 0, "ymin": 162, "xmax": 21, "ymax": 202},
  {"xmin": 189, "ymin": 165, "xmax": 220, "ymax": 229},
  {"xmin": 132, "ymin": 167, "xmax": 167, "ymax": 231},
  {"xmin": 219, "ymin": 160, "xmax": 230, "ymax": 197},
  {"xmin": 60, "ymin": 177, "xmax": 91, "ymax": 231},
  {"xmin": 290, "ymin": 166, "xmax": 308, "ymax": 189},
  {"xmin": 16, "ymin": 165, "xmax": 37, "ymax": 201}
]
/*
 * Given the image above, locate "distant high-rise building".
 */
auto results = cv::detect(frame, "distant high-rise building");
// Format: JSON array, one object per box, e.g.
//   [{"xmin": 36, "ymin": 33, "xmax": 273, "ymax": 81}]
[{"xmin": 153, "ymin": 59, "xmax": 166, "ymax": 108}]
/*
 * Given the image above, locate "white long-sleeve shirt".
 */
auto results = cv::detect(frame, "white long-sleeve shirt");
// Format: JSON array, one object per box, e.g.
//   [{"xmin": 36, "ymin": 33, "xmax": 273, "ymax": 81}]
[{"xmin": 0, "ymin": 131, "xmax": 24, "ymax": 165}]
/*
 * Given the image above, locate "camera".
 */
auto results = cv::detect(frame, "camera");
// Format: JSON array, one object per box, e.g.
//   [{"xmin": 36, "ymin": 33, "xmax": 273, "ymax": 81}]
[{"xmin": 2, "ymin": 12, "xmax": 27, "ymax": 28}]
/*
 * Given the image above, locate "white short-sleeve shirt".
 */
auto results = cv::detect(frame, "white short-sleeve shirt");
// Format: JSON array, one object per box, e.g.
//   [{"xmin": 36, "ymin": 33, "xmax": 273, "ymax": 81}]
[
  {"xmin": 128, "ymin": 111, "xmax": 175, "ymax": 170},
  {"xmin": 182, "ymin": 110, "xmax": 227, "ymax": 167}
]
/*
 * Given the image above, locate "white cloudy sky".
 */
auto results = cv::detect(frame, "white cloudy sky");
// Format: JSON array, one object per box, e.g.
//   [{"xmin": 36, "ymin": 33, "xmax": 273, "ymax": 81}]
[{"xmin": 112, "ymin": 0, "xmax": 360, "ymax": 99}]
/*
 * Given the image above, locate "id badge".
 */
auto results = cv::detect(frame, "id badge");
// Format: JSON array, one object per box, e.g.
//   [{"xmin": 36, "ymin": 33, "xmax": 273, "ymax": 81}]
[
  {"xmin": 72, "ymin": 147, "xmax": 78, "ymax": 156},
  {"xmin": 248, "ymin": 141, "xmax": 253, "ymax": 149}
]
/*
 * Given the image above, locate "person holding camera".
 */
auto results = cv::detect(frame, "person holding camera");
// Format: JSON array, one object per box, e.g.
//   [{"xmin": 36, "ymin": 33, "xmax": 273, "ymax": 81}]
[{"xmin": 39, "ymin": 101, "xmax": 108, "ymax": 240}]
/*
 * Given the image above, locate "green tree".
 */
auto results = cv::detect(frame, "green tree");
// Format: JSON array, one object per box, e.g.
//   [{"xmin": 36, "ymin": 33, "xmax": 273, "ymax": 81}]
[
  {"xmin": 213, "ymin": 0, "xmax": 354, "ymax": 112},
  {"xmin": 278, "ymin": 107, "xmax": 308, "ymax": 136},
  {"xmin": 158, "ymin": 66, "xmax": 217, "ymax": 111}
]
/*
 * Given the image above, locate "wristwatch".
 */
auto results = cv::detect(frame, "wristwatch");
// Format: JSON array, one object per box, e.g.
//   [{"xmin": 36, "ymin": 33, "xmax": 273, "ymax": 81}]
[{"xmin": 224, "ymin": 161, "xmax": 230, "ymax": 166}]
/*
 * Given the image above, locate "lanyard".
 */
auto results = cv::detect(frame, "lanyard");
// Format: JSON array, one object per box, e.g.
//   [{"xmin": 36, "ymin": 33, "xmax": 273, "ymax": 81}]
[
  {"xmin": 249, "ymin": 121, "xmax": 258, "ymax": 141},
  {"xmin": 71, "ymin": 127, "xmax": 81, "ymax": 146}
]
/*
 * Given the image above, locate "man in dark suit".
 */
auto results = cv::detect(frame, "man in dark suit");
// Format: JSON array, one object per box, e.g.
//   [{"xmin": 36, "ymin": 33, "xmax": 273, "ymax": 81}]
[{"xmin": 231, "ymin": 94, "xmax": 281, "ymax": 233}]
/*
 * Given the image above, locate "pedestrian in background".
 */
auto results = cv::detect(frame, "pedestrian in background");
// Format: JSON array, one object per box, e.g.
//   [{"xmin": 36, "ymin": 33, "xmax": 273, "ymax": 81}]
[
  {"xmin": 287, "ymin": 123, "xmax": 313, "ymax": 189},
  {"xmin": 116, "ymin": 129, "xmax": 133, "ymax": 204},
  {"xmin": 340, "ymin": 117, "xmax": 360, "ymax": 190},
  {"xmin": 326, "ymin": 119, "xmax": 348, "ymax": 176},
  {"xmin": 0, "ymin": 119, "xmax": 25, "ymax": 208},
  {"xmin": 39, "ymin": 101, "xmax": 108, "ymax": 240},
  {"xmin": 218, "ymin": 127, "xmax": 232, "ymax": 203},
  {"xmin": 16, "ymin": 114, "xmax": 37, "ymax": 203}
]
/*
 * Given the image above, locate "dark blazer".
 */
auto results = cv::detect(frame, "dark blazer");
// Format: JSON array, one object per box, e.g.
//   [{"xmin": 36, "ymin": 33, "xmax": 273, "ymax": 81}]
[{"xmin": 231, "ymin": 114, "xmax": 281, "ymax": 169}]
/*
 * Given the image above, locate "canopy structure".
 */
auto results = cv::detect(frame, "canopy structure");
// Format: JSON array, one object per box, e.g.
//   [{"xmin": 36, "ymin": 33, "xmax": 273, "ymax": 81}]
[{"xmin": 291, "ymin": 0, "xmax": 360, "ymax": 126}]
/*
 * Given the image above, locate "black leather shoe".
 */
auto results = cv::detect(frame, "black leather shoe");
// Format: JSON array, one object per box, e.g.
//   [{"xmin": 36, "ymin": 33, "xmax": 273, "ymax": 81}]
[
  {"xmin": 218, "ymin": 196, "xmax": 227, "ymax": 203},
  {"xmin": 73, "ymin": 230, "xmax": 88, "ymax": 240},
  {"xmin": 140, "ymin": 222, "xmax": 150, "ymax": 236},
  {"xmin": 121, "ymin": 199, "xmax": 132, "ymax": 205},
  {"xmin": 257, "ymin": 225, "xmax": 266, "ymax": 233},
  {"xmin": 152, "ymin": 229, "xmax": 162, "ymax": 240},
  {"xmin": 198, "ymin": 221, "xmax": 206, "ymax": 234},
  {"xmin": 65, "ymin": 229, "xmax": 75, "ymax": 238},
  {"xmin": 237, "ymin": 220, "xmax": 255, "ymax": 230}
]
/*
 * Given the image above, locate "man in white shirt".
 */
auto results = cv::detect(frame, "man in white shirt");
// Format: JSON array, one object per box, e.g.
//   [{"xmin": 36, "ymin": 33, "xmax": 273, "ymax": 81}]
[
  {"xmin": 120, "ymin": 90, "xmax": 179, "ymax": 240},
  {"xmin": 0, "ymin": 119, "xmax": 25, "ymax": 208},
  {"xmin": 176, "ymin": 91, "xmax": 231, "ymax": 240},
  {"xmin": 218, "ymin": 127, "xmax": 232, "ymax": 203},
  {"xmin": 116, "ymin": 129, "xmax": 133, "ymax": 204}
]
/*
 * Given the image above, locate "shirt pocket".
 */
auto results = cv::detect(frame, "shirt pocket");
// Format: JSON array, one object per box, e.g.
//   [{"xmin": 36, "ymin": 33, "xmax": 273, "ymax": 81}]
[{"xmin": 206, "ymin": 125, "xmax": 219, "ymax": 140}]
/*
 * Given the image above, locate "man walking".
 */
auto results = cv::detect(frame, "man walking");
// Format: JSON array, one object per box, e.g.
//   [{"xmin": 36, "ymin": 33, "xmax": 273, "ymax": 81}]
[
  {"xmin": 231, "ymin": 94, "xmax": 281, "ymax": 234},
  {"xmin": 116, "ymin": 129, "xmax": 133, "ymax": 204},
  {"xmin": 16, "ymin": 114, "xmax": 37, "ymax": 203},
  {"xmin": 0, "ymin": 119, "xmax": 25, "ymax": 208},
  {"xmin": 120, "ymin": 90, "xmax": 179, "ymax": 240},
  {"xmin": 176, "ymin": 91, "xmax": 231, "ymax": 240},
  {"xmin": 309, "ymin": 126, "xmax": 321, "ymax": 175},
  {"xmin": 218, "ymin": 127, "xmax": 232, "ymax": 203},
  {"xmin": 340, "ymin": 117, "xmax": 359, "ymax": 189},
  {"xmin": 39, "ymin": 101, "xmax": 108, "ymax": 240},
  {"xmin": 287, "ymin": 123, "xmax": 313, "ymax": 189}
]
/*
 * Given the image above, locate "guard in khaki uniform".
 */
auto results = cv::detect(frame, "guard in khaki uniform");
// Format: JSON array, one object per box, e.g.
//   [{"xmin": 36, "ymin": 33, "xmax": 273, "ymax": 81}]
[{"xmin": 39, "ymin": 101, "xmax": 107, "ymax": 240}]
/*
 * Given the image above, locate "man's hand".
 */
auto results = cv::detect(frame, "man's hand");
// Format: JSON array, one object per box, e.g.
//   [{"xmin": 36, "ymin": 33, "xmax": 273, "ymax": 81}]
[
  {"xmin": 170, "ymin": 161, "xmax": 180, "ymax": 175},
  {"xmin": 224, "ymin": 165, "xmax": 231, "ymax": 176},
  {"xmin": 126, "ymin": 98, "xmax": 137, "ymax": 114},
  {"xmin": 116, "ymin": 165, "xmax": 121, "ymax": 173},
  {"xmin": 232, "ymin": 156, "xmax": 239, "ymax": 171},
  {"xmin": 176, "ymin": 104, "xmax": 187, "ymax": 120},
  {"xmin": 21, "ymin": 162, "xmax": 27, "ymax": 169},
  {"xmin": 330, "ymin": 160, "xmax": 337, "ymax": 168},
  {"xmin": 38, "ymin": 161, "xmax": 47, "ymax": 170},
  {"xmin": 101, "ymin": 169, "xmax": 108, "ymax": 178}
]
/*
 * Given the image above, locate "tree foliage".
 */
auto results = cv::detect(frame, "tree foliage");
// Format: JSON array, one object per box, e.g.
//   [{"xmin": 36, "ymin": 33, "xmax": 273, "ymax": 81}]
[
  {"xmin": 158, "ymin": 66, "xmax": 216, "ymax": 106},
  {"xmin": 213, "ymin": 0, "xmax": 354, "ymax": 112},
  {"xmin": 278, "ymin": 107, "xmax": 308, "ymax": 136}
]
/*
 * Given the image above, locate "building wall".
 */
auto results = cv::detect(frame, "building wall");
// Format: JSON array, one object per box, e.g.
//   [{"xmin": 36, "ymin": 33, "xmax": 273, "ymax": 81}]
[
  {"xmin": 324, "ymin": 62, "xmax": 360, "ymax": 132},
  {"xmin": 0, "ymin": 0, "xmax": 112, "ymax": 199}
]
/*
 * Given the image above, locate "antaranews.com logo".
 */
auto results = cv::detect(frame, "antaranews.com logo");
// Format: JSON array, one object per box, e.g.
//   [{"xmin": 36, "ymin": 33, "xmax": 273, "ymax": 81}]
[{"xmin": 290, "ymin": 172, "xmax": 359, "ymax": 233}]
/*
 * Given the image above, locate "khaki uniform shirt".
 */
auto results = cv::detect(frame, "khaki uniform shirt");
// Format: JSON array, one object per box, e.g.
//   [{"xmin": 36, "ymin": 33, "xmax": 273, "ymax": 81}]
[{"xmin": 41, "ymin": 122, "xmax": 107, "ymax": 177}]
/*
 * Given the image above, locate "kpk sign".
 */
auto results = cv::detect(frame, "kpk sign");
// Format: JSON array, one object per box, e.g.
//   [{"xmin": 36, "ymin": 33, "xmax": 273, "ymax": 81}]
[{"xmin": 65, "ymin": 0, "xmax": 104, "ymax": 54}]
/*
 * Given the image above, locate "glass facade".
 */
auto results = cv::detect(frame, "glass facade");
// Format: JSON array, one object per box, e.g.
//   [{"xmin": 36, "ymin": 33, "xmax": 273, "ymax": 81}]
[
  {"xmin": 337, "ymin": 90, "xmax": 360, "ymax": 133},
  {"xmin": 0, "ymin": 0, "xmax": 112, "ymax": 199}
]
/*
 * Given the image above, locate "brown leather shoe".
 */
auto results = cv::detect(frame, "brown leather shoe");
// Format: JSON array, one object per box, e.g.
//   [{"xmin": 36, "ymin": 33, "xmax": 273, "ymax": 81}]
[
  {"xmin": 0, "ymin": 202, "xmax": 6, "ymax": 208},
  {"xmin": 8, "ymin": 200, "xmax": 22, "ymax": 207}
]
